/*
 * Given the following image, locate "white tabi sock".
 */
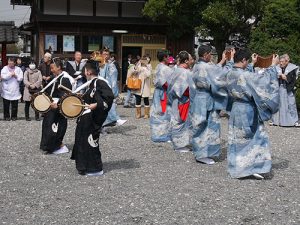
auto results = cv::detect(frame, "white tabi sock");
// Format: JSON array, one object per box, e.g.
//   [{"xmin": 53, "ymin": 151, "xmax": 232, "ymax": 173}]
[
  {"xmin": 175, "ymin": 147, "xmax": 190, "ymax": 153},
  {"xmin": 253, "ymin": 173, "xmax": 264, "ymax": 180},
  {"xmin": 116, "ymin": 119, "xmax": 127, "ymax": 126},
  {"xmin": 196, "ymin": 157, "xmax": 216, "ymax": 165},
  {"xmin": 86, "ymin": 171, "xmax": 104, "ymax": 176},
  {"xmin": 53, "ymin": 145, "xmax": 69, "ymax": 155}
]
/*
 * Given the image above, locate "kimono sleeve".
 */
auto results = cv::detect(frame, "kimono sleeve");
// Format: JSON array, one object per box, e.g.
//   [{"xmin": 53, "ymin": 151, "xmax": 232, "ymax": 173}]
[
  {"xmin": 171, "ymin": 70, "xmax": 191, "ymax": 98},
  {"xmin": 108, "ymin": 63, "xmax": 119, "ymax": 97},
  {"xmin": 95, "ymin": 79, "xmax": 114, "ymax": 113},
  {"xmin": 245, "ymin": 66, "xmax": 279, "ymax": 121},
  {"xmin": 208, "ymin": 64, "xmax": 229, "ymax": 110},
  {"xmin": 286, "ymin": 68, "xmax": 298, "ymax": 93},
  {"xmin": 154, "ymin": 65, "xmax": 171, "ymax": 88}
]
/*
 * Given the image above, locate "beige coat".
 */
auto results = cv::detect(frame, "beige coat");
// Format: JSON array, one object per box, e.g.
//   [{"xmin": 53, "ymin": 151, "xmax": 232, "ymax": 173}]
[
  {"xmin": 127, "ymin": 65, "xmax": 151, "ymax": 98},
  {"xmin": 23, "ymin": 68, "xmax": 42, "ymax": 101}
]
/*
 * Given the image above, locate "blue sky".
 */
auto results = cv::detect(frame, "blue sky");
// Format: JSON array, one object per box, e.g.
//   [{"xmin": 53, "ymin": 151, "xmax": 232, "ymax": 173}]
[{"xmin": 0, "ymin": 0, "xmax": 30, "ymax": 26}]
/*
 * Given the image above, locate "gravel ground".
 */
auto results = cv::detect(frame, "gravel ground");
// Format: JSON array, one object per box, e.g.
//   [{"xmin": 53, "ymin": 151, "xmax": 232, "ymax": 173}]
[{"xmin": 0, "ymin": 101, "xmax": 299, "ymax": 225}]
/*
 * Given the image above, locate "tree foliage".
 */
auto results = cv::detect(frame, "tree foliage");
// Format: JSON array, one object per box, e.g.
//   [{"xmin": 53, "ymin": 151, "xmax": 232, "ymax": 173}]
[
  {"xmin": 143, "ymin": 0, "xmax": 267, "ymax": 56},
  {"xmin": 143, "ymin": 0, "xmax": 205, "ymax": 39},
  {"xmin": 249, "ymin": 0, "xmax": 300, "ymax": 64},
  {"xmin": 198, "ymin": 0, "xmax": 267, "ymax": 55}
]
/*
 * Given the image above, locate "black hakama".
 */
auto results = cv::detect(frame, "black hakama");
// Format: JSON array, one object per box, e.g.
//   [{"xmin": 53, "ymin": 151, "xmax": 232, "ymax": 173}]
[
  {"xmin": 71, "ymin": 79, "xmax": 114, "ymax": 174},
  {"xmin": 40, "ymin": 75, "xmax": 72, "ymax": 153}
]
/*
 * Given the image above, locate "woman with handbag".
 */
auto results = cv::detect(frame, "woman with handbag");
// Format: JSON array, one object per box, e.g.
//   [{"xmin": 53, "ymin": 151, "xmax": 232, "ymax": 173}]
[
  {"xmin": 129, "ymin": 56, "xmax": 152, "ymax": 119},
  {"xmin": 23, "ymin": 62, "xmax": 42, "ymax": 121}
]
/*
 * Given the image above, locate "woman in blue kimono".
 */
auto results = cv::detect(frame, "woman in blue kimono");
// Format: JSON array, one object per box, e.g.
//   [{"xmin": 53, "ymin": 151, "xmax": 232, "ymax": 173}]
[
  {"xmin": 98, "ymin": 48, "xmax": 127, "ymax": 127},
  {"xmin": 226, "ymin": 49, "xmax": 279, "ymax": 179},
  {"xmin": 191, "ymin": 46, "xmax": 235, "ymax": 165},
  {"xmin": 150, "ymin": 50, "xmax": 174, "ymax": 142},
  {"xmin": 167, "ymin": 51, "xmax": 195, "ymax": 152}
]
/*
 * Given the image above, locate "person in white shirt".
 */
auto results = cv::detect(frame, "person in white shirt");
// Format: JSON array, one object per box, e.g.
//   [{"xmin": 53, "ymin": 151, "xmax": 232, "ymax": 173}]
[{"xmin": 1, "ymin": 57, "xmax": 23, "ymax": 121}]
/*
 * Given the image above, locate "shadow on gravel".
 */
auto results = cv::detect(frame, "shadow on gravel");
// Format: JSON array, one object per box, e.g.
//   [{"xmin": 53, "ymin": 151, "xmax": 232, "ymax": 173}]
[
  {"xmin": 272, "ymin": 158, "xmax": 289, "ymax": 170},
  {"xmin": 107, "ymin": 125, "xmax": 137, "ymax": 134},
  {"xmin": 103, "ymin": 159, "xmax": 140, "ymax": 173}
]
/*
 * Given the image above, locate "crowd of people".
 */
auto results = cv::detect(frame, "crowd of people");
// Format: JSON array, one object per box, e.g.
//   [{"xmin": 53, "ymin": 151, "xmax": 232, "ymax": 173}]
[{"xmin": 0, "ymin": 45, "xmax": 299, "ymax": 178}]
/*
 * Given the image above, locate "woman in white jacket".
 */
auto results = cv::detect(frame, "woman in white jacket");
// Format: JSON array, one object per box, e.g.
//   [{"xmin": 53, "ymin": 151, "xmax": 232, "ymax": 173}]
[{"xmin": 1, "ymin": 57, "xmax": 23, "ymax": 121}]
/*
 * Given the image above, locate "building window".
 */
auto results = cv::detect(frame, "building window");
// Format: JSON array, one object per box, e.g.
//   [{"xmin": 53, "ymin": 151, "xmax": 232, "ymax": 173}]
[{"xmin": 70, "ymin": 0, "xmax": 93, "ymax": 16}]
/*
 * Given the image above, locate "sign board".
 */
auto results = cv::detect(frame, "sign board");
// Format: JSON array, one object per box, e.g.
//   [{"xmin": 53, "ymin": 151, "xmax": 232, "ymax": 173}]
[{"xmin": 63, "ymin": 35, "xmax": 75, "ymax": 52}]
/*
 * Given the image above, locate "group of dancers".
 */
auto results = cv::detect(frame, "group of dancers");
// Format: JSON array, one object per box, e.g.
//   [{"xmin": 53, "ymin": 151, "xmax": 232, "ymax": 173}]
[
  {"xmin": 150, "ymin": 46, "xmax": 299, "ymax": 179},
  {"xmin": 29, "ymin": 44, "xmax": 299, "ymax": 178}
]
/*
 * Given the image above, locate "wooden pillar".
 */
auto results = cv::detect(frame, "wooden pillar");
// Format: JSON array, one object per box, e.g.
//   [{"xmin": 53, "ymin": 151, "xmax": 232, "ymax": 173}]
[
  {"xmin": 1, "ymin": 43, "xmax": 7, "ymax": 67},
  {"xmin": 39, "ymin": 33, "xmax": 45, "ymax": 61},
  {"xmin": 116, "ymin": 34, "xmax": 123, "ymax": 90}
]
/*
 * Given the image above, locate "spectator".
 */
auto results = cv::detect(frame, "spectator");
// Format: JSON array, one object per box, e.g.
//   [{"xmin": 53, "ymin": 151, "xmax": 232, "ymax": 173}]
[
  {"xmin": 271, "ymin": 54, "xmax": 300, "ymax": 127},
  {"xmin": 110, "ymin": 53, "xmax": 121, "ymax": 82},
  {"xmin": 16, "ymin": 57, "xmax": 26, "ymax": 103},
  {"xmin": 65, "ymin": 51, "xmax": 87, "ymax": 91},
  {"xmin": 122, "ymin": 54, "xmax": 132, "ymax": 92},
  {"xmin": 0, "ymin": 57, "xmax": 23, "ymax": 121},
  {"xmin": 124, "ymin": 58, "xmax": 138, "ymax": 108},
  {"xmin": 131, "ymin": 56, "xmax": 151, "ymax": 119},
  {"xmin": 39, "ymin": 52, "xmax": 53, "ymax": 87},
  {"xmin": 23, "ymin": 61, "xmax": 42, "ymax": 121}
]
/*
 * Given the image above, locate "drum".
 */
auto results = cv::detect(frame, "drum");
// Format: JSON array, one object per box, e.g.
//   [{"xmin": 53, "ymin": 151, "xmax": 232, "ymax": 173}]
[
  {"xmin": 254, "ymin": 55, "xmax": 273, "ymax": 68},
  {"xmin": 31, "ymin": 92, "xmax": 53, "ymax": 113},
  {"xmin": 59, "ymin": 94, "xmax": 85, "ymax": 119}
]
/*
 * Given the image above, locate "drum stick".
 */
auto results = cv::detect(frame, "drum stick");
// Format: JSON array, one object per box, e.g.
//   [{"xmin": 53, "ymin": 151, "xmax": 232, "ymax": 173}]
[
  {"xmin": 42, "ymin": 93, "xmax": 51, "ymax": 104},
  {"xmin": 72, "ymin": 103, "xmax": 90, "ymax": 107},
  {"xmin": 58, "ymin": 84, "xmax": 73, "ymax": 94}
]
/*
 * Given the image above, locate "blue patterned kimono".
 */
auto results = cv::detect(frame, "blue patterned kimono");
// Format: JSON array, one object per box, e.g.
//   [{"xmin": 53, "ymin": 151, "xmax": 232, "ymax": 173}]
[
  {"xmin": 98, "ymin": 62, "xmax": 120, "ymax": 126},
  {"xmin": 226, "ymin": 66, "xmax": 279, "ymax": 178},
  {"xmin": 167, "ymin": 67, "xmax": 195, "ymax": 150},
  {"xmin": 150, "ymin": 63, "xmax": 174, "ymax": 142},
  {"xmin": 272, "ymin": 63, "xmax": 299, "ymax": 126},
  {"xmin": 191, "ymin": 60, "xmax": 234, "ymax": 160}
]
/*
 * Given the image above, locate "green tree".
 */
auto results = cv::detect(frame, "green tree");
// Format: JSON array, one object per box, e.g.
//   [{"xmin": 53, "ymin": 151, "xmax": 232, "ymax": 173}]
[
  {"xmin": 249, "ymin": 0, "xmax": 300, "ymax": 64},
  {"xmin": 143, "ymin": 0, "xmax": 205, "ymax": 39},
  {"xmin": 143, "ymin": 0, "xmax": 266, "ymax": 57},
  {"xmin": 198, "ymin": 0, "xmax": 267, "ymax": 56}
]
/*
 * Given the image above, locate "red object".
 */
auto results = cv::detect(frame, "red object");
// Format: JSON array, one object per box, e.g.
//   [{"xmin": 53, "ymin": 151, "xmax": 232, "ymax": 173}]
[
  {"xmin": 1, "ymin": 43, "xmax": 7, "ymax": 68},
  {"xmin": 178, "ymin": 88, "xmax": 190, "ymax": 122},
  {"xmin": 160, "ymin": 83, "xmax": 168, "ymax": 113}
]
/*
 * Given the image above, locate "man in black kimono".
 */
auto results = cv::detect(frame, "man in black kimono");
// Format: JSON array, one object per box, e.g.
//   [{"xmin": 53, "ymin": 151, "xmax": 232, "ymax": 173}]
[
  {"xmin": 40, "ymin": 58, "xmax": 73, "ymax": 154},
  {"xmin": 71, "ymin": 60, "xmax": 114, "ymax": 176}
]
